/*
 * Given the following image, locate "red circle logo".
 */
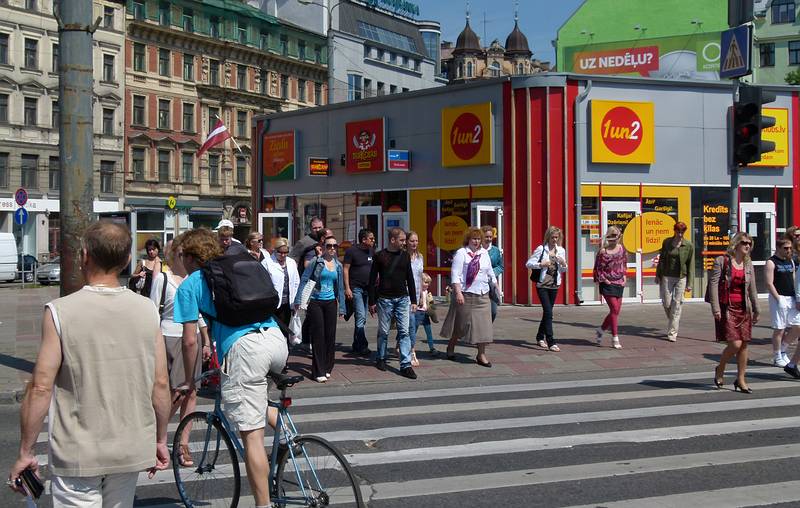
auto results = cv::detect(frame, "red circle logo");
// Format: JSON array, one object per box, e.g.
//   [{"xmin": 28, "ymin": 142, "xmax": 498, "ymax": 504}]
[
  {"xmin": 600, "ymin": 107, "xmax": 643, "ymax": 156},
  {"xmin": 450, "ymin": 113, "xmax": 484, "ymax": 160}
]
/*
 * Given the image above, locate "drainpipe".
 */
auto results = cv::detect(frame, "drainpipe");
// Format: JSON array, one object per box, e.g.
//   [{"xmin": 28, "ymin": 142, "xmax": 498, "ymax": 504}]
[{"xmin": 573, "ymin": 79, "xmax": 592, "ymax": 304}]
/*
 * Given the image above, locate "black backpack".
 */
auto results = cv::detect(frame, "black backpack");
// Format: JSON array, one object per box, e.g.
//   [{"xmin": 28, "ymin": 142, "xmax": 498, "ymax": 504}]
[{"xmin": 202, "ymin": 252, "xmax": 279, "ymax": 326}]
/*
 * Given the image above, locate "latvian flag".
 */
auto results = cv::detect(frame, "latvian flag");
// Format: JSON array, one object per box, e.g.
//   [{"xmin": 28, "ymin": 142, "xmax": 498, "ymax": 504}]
[{"xmin": 197, "ymin": 120, "xmax": 232, "ymax": 158}]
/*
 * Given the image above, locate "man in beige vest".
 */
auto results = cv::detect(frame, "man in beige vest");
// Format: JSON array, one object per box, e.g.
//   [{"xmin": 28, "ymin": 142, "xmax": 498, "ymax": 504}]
[{"xmin": 8, "ymin": 222, "xmax": 171, "ymax": 506}]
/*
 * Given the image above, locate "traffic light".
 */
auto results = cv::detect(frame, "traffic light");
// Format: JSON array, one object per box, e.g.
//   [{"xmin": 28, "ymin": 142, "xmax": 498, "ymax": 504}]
[{"xmin": 732, "ymin": 84, "xmax": 776, "ymax": 166}]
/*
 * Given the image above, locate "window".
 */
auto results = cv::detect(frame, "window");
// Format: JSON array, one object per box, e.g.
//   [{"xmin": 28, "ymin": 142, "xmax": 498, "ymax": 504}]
[
  {"xmin": 158, "ymin": 2, "xmax": 170, "ymax": 26},
  {"xmin": 132, "ymin": 148, "xmax": 145, "ymax": 181},
  {"xmin": 389, "ymin": 52, "xmax": 396, "ymax": 64},
  {"xmin": 236, "ymin": 157, "xmax": 246, "ymax": 186},
  {"xmin": 158, "ymin": 99, "xmax": 170, "ymax": 129},
  {"xmin": 298, "ymin": 40, "xmax": 306, "ymax": 60},
  {"xmin": 314, "ymin": 82, "xmax": 322, "ymax": 105},
  {"xmin": 402, "ymin": 55, "xmax": 409, "ymax": 67},
  {"xmin": 259, "ymin": 69, "xmax": 267, "ymax": 94},
  {"xmin": 24, "ymin": 97, "xmax": 37, "ymax": 126},
  {"xmin": 280, "ymin": 74, "xmax": 288, "ymax": 99},
  {"xmin": 347, "ymin": 74, "xmax": 362, "ymax": 101},
  {"xmin": 760, "ymin": 43, "xmax": 775, "ymax": 67},
  {"xmin": 0, "ymin": 34, "xmax": 7, "ymax": 65},
  {"xmin": 21, "ymin": 154, "xmax": 38, "ymax": 189},
  {"xmin": 363, "ymin": 45, "xmax": 371, "ymax": 58},
  {"xmin": 132, "ymin": 95, "xmax": 145, "ymax": 126},
  {"xmin": 414, "ymin": 59, "xmax": 420, "ymax": 72},
  {"xmin": 466, "ymin": 61, "xmax": 473, "ymax": 77},
  {"xmin": 0, "ymin": 94, "xmax": 7, "ymax": 124},
  {"xmin": 100, "ymin": 160, "xmax": 114, "ymax": 193},
  {"xmin": 182, "ymin": 102, "xmax": 194, "ymax": 132},
  {"xmin": 52, "ymin": 44, "xmax": 59, "ymax": 72},
  {"xmin": 182, "ymin": 9, "xmax": 193, "ymax": 32},
  {"xmin": 357, "ymin": 21, "xmax": 418, "ymax": 53},
  {"xmin": 48, "ymin": 156, "xmax": 59, "ymax": 191},
  {"xmin": 314, "ymin": 44, "xmax": 322, "ymax": 63},
  {"xmin": 389, "ymin": 84, "xmax": 397, "ymax": 94},
  {"xmin": 24, "ymin": 38, "xmax": 37, "ymax": 69},
  {"xmin": 133, "ymin": 42, "xmax": 145, "ymax": 72},
  {"xmin": 25, "ymin": 0, "xmax": 36, "ymax": 10},
  {"xmin": 158, "ymin": 150, "xmax": 170, "ymax": 182},
  {"xmin": 183, "ymin": 53, "xmax": 194, "ymax": 81},
  {"xmin": 210, "ymin": 17, "xmax": 220, "ymax": 38},
  {"xmin": 182, "ymin": 152, "xmax": 193, "ymax": 183},
  {"xmin": 237, "ymin": 65, "xmax": 246, "ymax": 90},
  {"xmin": 773, "ymin": 0, "xmax": 796, "ymax": 23},
  {"xmin": 133, "ymin": 0, "xmax": 145, "ymax": 20},
  {"xmin": 237, "ymin": 111, "xmax": 247, "ymax": 137},
  {"xmin": 402, "ymin": 87, "xmax": 409, "ymax": 93},
  {"xmin": 790, "ymin": 41, "xmax": 800, "ymax": 65},
  {"xmin": 158, "ymin": 48, "xmax": 170, "ymax": 76},
  {"xmin": 377, "ymin": 48, "xmax": 385, "ymax": 61},
  {"xmin": 51, "ymin": 100, "xmax": 59, "ymax": 128},
  {"xmin": 298, "ymin": 79, "xmax": 306, "ymax": 102},
  {"xmin": 0, "ymin": 153, "xmax": 7, "ymax": 188},
  {"xmin": 489, "ymin": 61, "xmax": 500, "ymax": 77},
  {"xmin": 260, "ymin": 31, "xmax": 269, "ymax": 51},
  {"xmin": 102, "ymin": 54, "xmax": 114, "ymax": 82},
  {"xmin": 103, "ymin": 6, "xmax": 114, "ymax": 29},
  {"xmin": 517, "ymin": 62, "xmax": 524, "ymax": 75},
  {"xmin": 238, "ymin": 23, "xmax": 247, "ymax": 44},
  {"xmin": 377, "ymin": 81, "xmax": 385, "ymax": 96},
  {"xmin": 102, "ymin": 108, "xmax": 114, "ymax": 135},
  {"xmin": 210, "ymin": 59, "xmax": 219, "ymax": 85},
  {"xmin": 280, "ymin": 35, "xmax": 288, "ymax": 56},
  {"xmin": 208, "ymin": 154, "xmax": 220, "ymax": 185},
  {"xmin": 208, "ymin": 107, "xmax": 219, "ymax": 132}
]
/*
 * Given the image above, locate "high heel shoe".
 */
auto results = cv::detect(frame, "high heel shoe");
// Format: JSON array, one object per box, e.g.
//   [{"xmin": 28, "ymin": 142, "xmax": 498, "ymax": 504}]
[
  {"xmin": 733, "ymin": 380, "xmax": 753, "ymax": 393},
  {"xmin": 714, "ymin": 367, "xmax": 724, "ymax": 389}
]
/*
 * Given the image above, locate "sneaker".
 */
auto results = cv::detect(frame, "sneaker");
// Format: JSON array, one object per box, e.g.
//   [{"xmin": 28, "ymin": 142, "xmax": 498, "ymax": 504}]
[
  {"xmin": 784, "ymin": 364, "xmax": 800, "ymax": 379},
  {"xmin": 548, "ymin": 344, "xmax": 561, "ymax": 352},
  {"xmin": 612, "ymin": 336, "xmax": 622, "ymax": 349},
  {"xmin": 400, "ymin": 366, "xmax": 417, "ymax": 379},
  {"xmin": 325, "ymin": 373, "xmax": 331, "ymax": 378},
  {"xmin": 315, "ymin": 376, "xmax": 327, "ymax": 383},
  {"xmin": 537, "ymin": 339, "xmax": 547, "ymax": 348},
  {"xmin": 666, "ymin": 336, "xmax": 677, "ymax": 343},
  {"xmin": 782, "ymin": 353, "xmax": 791, "ymax": 365},
  {"xmin": 774, "ymin": 355, "xmax": 789, "ymax": 368},
  {"xmin": 375, "ymin": 359, "xmax": 387, "ymax": 371}
]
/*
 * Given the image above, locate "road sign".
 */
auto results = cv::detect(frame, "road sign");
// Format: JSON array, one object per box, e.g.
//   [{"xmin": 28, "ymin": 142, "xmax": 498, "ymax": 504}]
[
  {"xmin": 167, "ymin": 196, "xmax": 177, "ymax": 209},
  {"xmin": 720, "ymin": 25, "xmax": 751, "ymax": 79},
  {"xmin": 14, "ymin": 207, "xmax": 28, "ymax": 226},
  {"xmin": 14, "ymin": 188, "xmax": 27, "ymax": 207},
  {"xmin": 387, "ymin": 150, "xmax": 410, "ymax": 171}
]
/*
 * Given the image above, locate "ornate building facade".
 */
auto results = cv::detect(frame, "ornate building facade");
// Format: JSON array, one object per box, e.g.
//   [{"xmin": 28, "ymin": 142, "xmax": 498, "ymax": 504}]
[{"xmin": 124, "ymin": 0, "xmax": 327, "ymax": 249}]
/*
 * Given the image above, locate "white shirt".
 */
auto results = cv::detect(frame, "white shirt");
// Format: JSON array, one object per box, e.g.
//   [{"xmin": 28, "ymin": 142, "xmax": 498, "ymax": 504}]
[
  {"xmin": 526, "ymin": 244, "xmax": 568, "ymax": 286},
  {"xmin": 263, "ymin": 254, "xmax": 300, "ymax": 307},
  {"xmin": 149, "ymin": 270, "xmax": 206, "ymax": 337},
  {"xmin": 451, "ymin": 246, "xmax": 496, "ymax": 295},
  {"xmin": 410, "ymin": 253, "xmax": 424, "ymax": 302}
]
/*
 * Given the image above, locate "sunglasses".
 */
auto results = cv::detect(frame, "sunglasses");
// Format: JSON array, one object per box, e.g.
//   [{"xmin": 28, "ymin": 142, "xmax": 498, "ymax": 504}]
[
  {"xmin": 276, "ymin": 249, "xmax": 289, "ymax": 255},
  {"xmin": 740, "ymin": 241, "xmax": 752, "ymax": 246},
  {"xmin": 325, "ymin": 243, "xmax": 338, "ymax": 249},
  {"xmin": 606, "ymin": 235, "xmax": 619, "ymax": 240},
  {"xmin": 782, "ymin": 246, "xmax": 793, "ymax": 250}
]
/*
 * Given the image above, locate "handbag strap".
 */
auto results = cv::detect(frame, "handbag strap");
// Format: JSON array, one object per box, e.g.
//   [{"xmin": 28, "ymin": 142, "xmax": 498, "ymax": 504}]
[{"xmin": 158, "ymin": 271, "xmax": 168, "ymax": 320}]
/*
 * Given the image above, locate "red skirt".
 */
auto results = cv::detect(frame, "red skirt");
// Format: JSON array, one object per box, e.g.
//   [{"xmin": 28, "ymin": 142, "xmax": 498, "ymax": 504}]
[{"xmin": 714, "ymin": 302, "xmax": 752, "ymax": 343}]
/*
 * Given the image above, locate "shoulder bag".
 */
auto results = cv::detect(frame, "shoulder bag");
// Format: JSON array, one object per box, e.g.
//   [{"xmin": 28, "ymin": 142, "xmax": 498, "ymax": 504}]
[
  {"xmin": 704, "ymin": 255, "xmax": 729, "ymax": 304},
  {"xmin": 529, "ymin": 246, "xmax": 545, "ymax": 282},
  {"xmin": 298, "ymin": 258, "xmax": 323, "ymax": 310}
]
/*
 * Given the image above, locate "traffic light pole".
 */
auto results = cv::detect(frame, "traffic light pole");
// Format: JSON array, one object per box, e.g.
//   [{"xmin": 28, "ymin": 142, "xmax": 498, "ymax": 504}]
[{"xmin": 730, "ymin": 79, "xmax": 740, "ymax": 235}]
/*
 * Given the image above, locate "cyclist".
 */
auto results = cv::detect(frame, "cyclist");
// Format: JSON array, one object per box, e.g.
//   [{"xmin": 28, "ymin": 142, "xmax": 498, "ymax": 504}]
[{"xmin": 173, "ymin": 228, "xmax": 287, "ymax": 508}]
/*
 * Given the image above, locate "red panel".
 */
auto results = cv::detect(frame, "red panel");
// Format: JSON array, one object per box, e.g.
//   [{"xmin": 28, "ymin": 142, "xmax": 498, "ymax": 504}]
[
  {"xmin": 793, "ymin": 93, "xmax": 800, "ymax": 226},
  {"xmin": 514, "ymin": 88, "xmax": 529, "ymax": 304},
  {"xmin": 565, "ymin": 81, "xmax": 580, "ymax": 304},
  {"xmin": 547, "ymin": 87, "xmax": 566, "ymax": 303},
  {"xmin": 528, "ymin": 88, "xmax": 547, "ymax": 305},
  {"xmin": 502, "ymin": 81, "xmax": 513, "ymax": 303}
]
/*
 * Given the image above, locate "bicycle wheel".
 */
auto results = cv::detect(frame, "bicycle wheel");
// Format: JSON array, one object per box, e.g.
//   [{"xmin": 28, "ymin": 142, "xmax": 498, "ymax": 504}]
[
  {"xmin": 274, "ymin": 435, "xmax": 363, "ymax": 508},
  {"xmin": 173, "ymin": 411, "xmax": 241, "ymax": 508}
]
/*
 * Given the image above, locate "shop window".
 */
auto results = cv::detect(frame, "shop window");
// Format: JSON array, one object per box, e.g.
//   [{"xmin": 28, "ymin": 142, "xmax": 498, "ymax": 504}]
[{"xmin": 135, "ymin": 211, "xmax": 165, "ymax": 259}]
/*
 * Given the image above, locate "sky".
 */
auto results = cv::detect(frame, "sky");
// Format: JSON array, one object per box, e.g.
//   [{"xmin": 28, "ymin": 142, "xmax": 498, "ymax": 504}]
[{"xmin": 418, "ymin": 0, "xmax": 584, "ymax": 65}]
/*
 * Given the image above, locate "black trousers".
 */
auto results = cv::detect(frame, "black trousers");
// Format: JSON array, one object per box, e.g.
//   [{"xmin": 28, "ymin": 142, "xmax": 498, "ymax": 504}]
[
  {"xmin": 536, "ymin": 287, "xmax": 560, "ymax": 346},
  {"xmin": 307, "ymin": 299, "xmax": 338, "ymax": 378},
  {"xmin": 275, "ymin": 303, "xmax": 291, "ymax": 340}
]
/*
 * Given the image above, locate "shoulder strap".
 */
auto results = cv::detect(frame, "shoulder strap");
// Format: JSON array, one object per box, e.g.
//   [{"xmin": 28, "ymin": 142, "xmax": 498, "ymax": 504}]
[
  {"xmin": 158, "ymin": 271, "xmax": 167, "ymax": 320},
  {"xmin": 539, "ymin": 246, "xmax": 545, "ymax": 262}
]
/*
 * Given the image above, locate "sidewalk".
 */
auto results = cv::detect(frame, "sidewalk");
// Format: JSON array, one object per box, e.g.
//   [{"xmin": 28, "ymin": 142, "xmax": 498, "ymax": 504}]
[{"xmin": 0, "ymin": 286, "xmax": 779, "ymax": 401}]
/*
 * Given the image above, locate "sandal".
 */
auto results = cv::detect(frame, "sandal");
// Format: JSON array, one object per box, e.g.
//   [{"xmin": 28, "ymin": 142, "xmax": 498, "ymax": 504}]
[
  {"xmin": 548, "ymin": 345, "xmax": 560, "ymax": 352},
  {"xmin": 179, "ymin": 443, "xmax": 194, "ymax": 467},
  {"xmin": 411, "ymin": 351, "xmax": 420, "ymax": 367},
  {"xmin": 537, "ymin": 340, "xmax": 547, "ymax": 348}
]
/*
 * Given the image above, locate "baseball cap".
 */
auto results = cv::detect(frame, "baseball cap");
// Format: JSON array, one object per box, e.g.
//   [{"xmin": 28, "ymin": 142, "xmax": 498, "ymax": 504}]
[{"xmin": 215, "ymin": 219, "xmax": 235, "ymax": 231}]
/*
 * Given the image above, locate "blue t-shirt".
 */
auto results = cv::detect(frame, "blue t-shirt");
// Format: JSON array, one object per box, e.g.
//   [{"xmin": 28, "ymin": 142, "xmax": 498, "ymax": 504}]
[
  {"xmin": 314, "ymin": 265, "xmax": 337, "ymax": 301},
  {"xmin": 173, "ymin": 270, "xmax": 278, "ymax": 362}
]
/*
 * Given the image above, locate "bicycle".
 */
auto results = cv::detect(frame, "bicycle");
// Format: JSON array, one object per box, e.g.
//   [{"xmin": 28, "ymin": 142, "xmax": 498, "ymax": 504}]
[{"xmin": 172, "ymin": 369, "xmax": 364, "ymax": 508}]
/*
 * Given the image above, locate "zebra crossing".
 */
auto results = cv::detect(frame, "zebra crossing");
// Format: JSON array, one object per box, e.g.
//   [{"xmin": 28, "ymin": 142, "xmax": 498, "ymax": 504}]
[{"xmin": 31, "ymin": 365, "xmax": 800, "ymax": 507}]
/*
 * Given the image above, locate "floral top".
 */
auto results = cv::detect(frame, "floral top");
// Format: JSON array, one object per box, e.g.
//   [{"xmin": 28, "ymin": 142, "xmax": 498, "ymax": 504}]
[{"xmin": 593, "ymin": 246, "xmax": 627, "ymax": 286}]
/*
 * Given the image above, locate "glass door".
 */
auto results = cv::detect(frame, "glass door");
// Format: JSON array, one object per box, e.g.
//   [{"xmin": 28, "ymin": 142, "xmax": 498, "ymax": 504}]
[
  {"xmin": 383, "ymin": 212, "xmax": 409, "ymax": 245},
  {"xmin": 258, "ymin": 212, "xmax": 293, "ymax": 251},
  {"xmin": 357, "ymin": 206, "xmax": 382, "ymax": 249},
  {"xmin": 740, "ymin": 202, "xmax": 775, "ymax": 295},
  {"xmin": 473, "ymin": 202, "xmax": 504, "ymax": 290},
  {"xmin": 601, "ymin": 201, "xmax": 642, "ymax": 303}
]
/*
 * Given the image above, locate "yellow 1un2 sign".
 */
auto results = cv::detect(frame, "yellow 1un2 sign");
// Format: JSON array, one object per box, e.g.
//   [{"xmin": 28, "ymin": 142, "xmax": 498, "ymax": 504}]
[
  {"xmin": 590, "ymin": 100, "xmax": 655, "ymax": 164},
  {"xmin": 441, "ymin": 102, "xmax": 494, "ymax": 167},
  {"xmin": 749, "ymin": 108, "xmax": 789, "ymax": 167}
]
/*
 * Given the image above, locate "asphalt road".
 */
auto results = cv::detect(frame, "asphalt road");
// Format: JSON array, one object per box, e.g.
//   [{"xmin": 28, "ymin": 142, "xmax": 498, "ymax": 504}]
[{"xmin": 4, "ymin": 363, "xmax": 800, "ymax": 507}]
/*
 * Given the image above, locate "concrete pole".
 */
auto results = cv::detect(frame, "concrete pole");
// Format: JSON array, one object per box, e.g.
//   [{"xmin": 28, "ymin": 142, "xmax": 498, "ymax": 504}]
[
  {"xmin": 57, "ymin": 0, "xmax": 96, "ymax": 296},
  {"xmin": 730, "ymin": 80, "xmax": 740, "ymax": 235}
]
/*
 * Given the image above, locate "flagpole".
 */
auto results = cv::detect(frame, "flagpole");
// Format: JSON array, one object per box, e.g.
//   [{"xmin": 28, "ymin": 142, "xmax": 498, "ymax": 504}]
[{"xmin": 214, "ymin": 113, "xmax": 243, "ymax": 153}]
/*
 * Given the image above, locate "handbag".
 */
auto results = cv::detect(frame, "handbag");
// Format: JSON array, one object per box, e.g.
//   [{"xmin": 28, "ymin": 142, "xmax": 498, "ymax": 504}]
[
  {"xmin": 425, "ymin": 293, "xmax": 439, "ymax": 323},
  {"xmin": 298, "ymin": 259, "xmax": 322, "ymax": 310},
  {"xmin": 529, "ymin": 246, "xmax": 545, "ymax": 282},
  {"xmin": 489, "ymin": 281, "xmax": 501, "ymax": 304},
  {"xmin": 289, "ymin": 312, "xmax": 303, "ymax": 343}
]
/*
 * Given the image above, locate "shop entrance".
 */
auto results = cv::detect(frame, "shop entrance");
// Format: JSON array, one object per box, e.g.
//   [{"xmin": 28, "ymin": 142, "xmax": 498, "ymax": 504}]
[
  {"xmin": 740, "ymin": 202, "xmax": 776, "ymax": 295},
  {"xmin": 383, "ymin": 212, "xmax": 409, "ymax": 248},
  {"xmin": 473, "ymin": 203, "xmax": 504, "ymax": 289},
  {"xmin": 357, "ymin": 206, "xmax": 382, "ymax": 249},
  {"xmin": 257, "ymin": 212, "xmax": 293, "ymax": 250},
  {"xmin": 601, "ymin": 201, "xmax": 642, "ymax": 303}
]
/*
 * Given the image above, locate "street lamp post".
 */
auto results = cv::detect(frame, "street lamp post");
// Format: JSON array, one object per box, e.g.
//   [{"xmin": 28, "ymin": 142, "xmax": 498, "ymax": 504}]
[{"xmin": 298, "ymin": 0, "xmax": 339, "ymax": 104}]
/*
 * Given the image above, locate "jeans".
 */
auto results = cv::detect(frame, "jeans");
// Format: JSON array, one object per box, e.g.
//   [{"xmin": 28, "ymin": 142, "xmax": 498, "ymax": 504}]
[
  {"xmin": 536, "ymin": 287, "xmax": 560, "ymax": 347},
  {"xmin": 351, "ymin": 287, "xmax": 369, "ymax": 352},
  {"xmin": 660, "ymin": 276, "xmax": 686, "ymax": 340},
  {"xmin": 412, "ymin": 309, "xmax": 436, "ymax": 350},
  {"xmin": 376, "ymin": 296, "xmax": 412, "ymax": 368}
]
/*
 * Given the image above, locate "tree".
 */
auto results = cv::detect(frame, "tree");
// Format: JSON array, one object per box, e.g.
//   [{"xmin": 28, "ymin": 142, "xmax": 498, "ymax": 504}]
[{"xmin": 785, "ymin": 69, "xmax": 800, "ymax": 85}]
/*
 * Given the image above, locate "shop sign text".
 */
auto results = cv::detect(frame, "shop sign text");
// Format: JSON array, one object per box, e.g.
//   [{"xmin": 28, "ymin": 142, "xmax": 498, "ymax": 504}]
[
  {"xmin": 622, "ymin": 212, "xmax": 676, "ymax": 254},
  {"xmin": 574, "ymin": 46, "xmax": 659, "ymax": 75},
  {"xmin": 442, "ymin": 102, "xmax": 494, "ymax": 167},
  {"xmin": 346, "ymin": 118, "xmax": 385, "ymax": 173},
  {"xmin": 308, "ymin": 157, "xmax": 331, "ymax": 176},
  {"xmin": 591, "ymin": 100, "xmax": 654, "ymax": 164},
  {"xmin": 749, "ymin": 108, "xmax": 789, "ymax": 167},
  {"xmin": 263, "ymin": 131, "xmax": 297, "ymax": 181},
  {"xmin": 702, "ymin": 203, "xmax": 730, "ymax": 270},
  {"xmin": 432, "ymin": 215, "xmax": 468, "ymax": 251}
]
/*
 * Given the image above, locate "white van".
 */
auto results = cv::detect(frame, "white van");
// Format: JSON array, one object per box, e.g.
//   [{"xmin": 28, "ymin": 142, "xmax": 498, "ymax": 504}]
[{"xmin": 0, "ymin": 232, "xmax": 16, "ymax": 282}]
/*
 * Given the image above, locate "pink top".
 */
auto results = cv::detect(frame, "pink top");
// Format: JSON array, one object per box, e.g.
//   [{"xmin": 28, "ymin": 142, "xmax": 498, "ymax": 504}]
[{"xmin": 593, "ymin": 246, "xmax": 627, "ymax": 286}]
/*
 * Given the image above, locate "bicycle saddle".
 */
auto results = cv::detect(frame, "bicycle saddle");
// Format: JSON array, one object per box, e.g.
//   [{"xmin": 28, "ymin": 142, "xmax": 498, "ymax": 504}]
[{"xmin": 269, "ymin": 371, "xmax": 304, "ymax": 389}]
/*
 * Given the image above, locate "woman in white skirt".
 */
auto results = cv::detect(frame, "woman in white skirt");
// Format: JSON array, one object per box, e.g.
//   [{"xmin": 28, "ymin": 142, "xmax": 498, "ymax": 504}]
[{"xmin": 441, "ymin": 227, "xmax": 499, "ymax": 367}]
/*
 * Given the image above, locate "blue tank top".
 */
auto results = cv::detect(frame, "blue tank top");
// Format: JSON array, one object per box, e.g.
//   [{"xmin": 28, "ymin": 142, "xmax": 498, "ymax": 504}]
[
  {"xmin": 314, "ymin": 264, "xmax": 337, "ymax": 301},
  {"xmin": 771, "ymin": 255, "xmax": 795, "ymax": 297}
]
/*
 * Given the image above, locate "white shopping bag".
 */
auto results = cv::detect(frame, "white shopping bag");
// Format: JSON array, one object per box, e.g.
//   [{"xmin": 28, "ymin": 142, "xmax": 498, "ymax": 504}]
[{"xmin": 289, "ymin": 311, "xmax": 303, "ymax": 345}]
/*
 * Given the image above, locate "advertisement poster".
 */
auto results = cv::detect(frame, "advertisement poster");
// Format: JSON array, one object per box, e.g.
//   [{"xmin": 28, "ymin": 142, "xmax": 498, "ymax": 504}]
[
  {"xmin": 308, "ymin": 157, "xmax": 331, "ymax": 176},
  {"xmin": 591, "ymin": 100, "xmax": 655, "ymax": 164},
  {"xmin": 427, "ymin": 199, "xmax": 470, "ymax": 269},
  {"xmin": 441, "ymin": 102, "xmax": 494, "ymax": 167},
  {"xmin": 263, "ymin": 131, "xmax": 296, "ymax": 181},
  {"xmin": 346, "ymin": 118, "xmax": 385, "ymax": 173},
  {"xmin": 702, "ymin": 202, "xmax": 730, "ymax": 271},
  {"xmin": 564, "ymin": 32, "xmax": 722, "ymax": 80},
  {"xmin": 750, "ymin": 108, "xmax": 789, "ymax": 167}
]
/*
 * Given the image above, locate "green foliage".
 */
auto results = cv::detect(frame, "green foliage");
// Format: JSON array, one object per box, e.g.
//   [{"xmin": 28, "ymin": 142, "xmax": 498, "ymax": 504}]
[{"xmin": 785, "ymin": 69, "xmax": 800, "ymax": 85}]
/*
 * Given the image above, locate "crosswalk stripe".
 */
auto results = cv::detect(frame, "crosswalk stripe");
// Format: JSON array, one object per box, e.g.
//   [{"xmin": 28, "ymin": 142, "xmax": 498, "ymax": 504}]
[{"xmin": 563, "ymin": 480, "xmax": 800, "ymax": 508}]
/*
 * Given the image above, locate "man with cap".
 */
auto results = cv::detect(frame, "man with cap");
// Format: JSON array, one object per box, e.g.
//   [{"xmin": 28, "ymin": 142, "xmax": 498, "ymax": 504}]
[{"xmin": 216, "ymin": 219, "xmax": 248, "ymax": 255}]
